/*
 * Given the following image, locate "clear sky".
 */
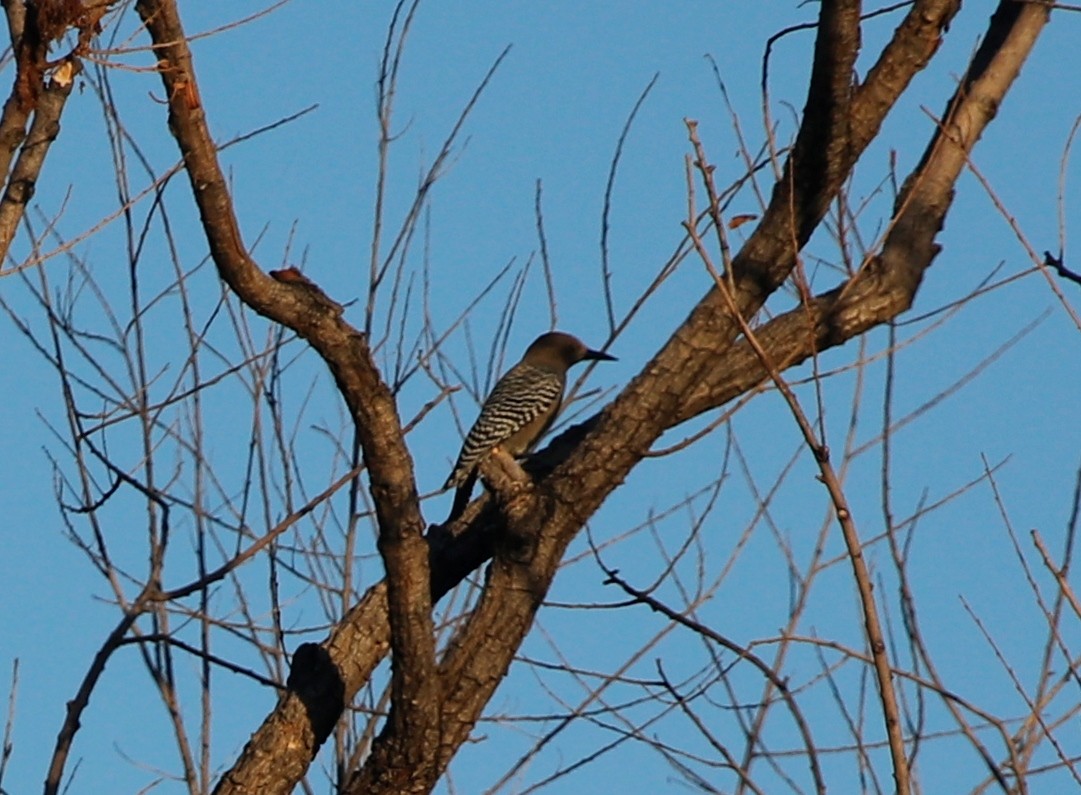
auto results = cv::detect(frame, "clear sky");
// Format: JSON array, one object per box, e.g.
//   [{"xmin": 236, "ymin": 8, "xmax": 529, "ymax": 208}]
[{"xmin": 2, "ymin": 2, "xmax": 1080, "ymax": 793}]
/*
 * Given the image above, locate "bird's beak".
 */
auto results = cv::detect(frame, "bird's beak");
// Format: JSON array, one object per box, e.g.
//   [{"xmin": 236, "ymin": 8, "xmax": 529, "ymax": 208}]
[{"xmin": 584, "ymin": 348, "xmax": 617, "ymax": 362}]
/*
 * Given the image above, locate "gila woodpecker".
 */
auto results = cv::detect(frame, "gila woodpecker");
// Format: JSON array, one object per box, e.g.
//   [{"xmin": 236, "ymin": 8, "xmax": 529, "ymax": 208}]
[{"xmin": 444, "ymin": 331, "xmax": 616, "ymax": 521}]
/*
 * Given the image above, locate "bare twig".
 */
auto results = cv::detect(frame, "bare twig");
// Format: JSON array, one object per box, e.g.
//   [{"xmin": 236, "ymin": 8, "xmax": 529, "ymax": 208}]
[{"xmin": 683, "ymin": 120, "xmax": 912, "ymax": 795}]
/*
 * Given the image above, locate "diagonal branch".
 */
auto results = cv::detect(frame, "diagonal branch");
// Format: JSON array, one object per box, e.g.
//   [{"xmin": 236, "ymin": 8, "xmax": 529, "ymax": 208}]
[
  {"xmin": 0, "ymin": 63, "xmax": 73, "ymax": 258},
  {"xmin": 0, "ymin": 0, "xmax": 91, "ymax": 263},
  {"xmin": 850, "ymin": 0, "xmax": 962, "ymax": 154}
]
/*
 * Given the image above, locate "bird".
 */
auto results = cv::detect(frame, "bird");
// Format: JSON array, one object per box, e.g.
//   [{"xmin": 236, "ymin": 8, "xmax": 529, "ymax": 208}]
[{"xmin": 443, "ymin": 331, "xmax": 616, "ymax": 522}]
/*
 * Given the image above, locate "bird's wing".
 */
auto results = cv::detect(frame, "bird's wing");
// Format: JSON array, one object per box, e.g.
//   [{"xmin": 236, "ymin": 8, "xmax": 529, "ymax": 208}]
[{"xmin": 443, "ymin": 364, "xmax": 563, "ymax": 488}]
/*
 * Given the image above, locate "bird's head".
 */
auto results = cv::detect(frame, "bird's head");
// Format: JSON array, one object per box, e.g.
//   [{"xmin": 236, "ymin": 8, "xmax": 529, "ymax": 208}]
[{"xmin": 525, "ymin": 331, "xmax": 616, "ymax": 369}]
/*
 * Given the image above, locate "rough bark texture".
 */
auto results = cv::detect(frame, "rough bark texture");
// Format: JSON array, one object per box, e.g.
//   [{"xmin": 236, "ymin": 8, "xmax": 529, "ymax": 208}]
[{"xmin": 0, "ymin": 0, "xmax": 86, "ymax": 262}]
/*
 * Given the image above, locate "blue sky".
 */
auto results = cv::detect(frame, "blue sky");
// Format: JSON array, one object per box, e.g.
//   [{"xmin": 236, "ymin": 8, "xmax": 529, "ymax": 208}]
[{"xmin": 2, "ymin": 3, "xmax": 1080, "ymax": 793}]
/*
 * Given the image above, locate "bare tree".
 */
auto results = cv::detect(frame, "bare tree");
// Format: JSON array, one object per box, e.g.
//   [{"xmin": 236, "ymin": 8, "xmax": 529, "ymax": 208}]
[{"xmin": 1, "ymin": 1, "xmax": 1078, "ymax": 794}]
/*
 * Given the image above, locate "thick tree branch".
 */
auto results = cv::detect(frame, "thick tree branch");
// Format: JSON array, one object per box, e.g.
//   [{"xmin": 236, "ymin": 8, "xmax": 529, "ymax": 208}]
[
  {"xmin": 0, "ymin": 70, "xmax": 72, "ymax": 257},
  {"xmin": 842, "ymin": 0, "xmax": 1052, "ymax": 314},
  {"xmin": 0, "ymin": 0, "xmax": 90, "ymax": 262},
  {"xmin": 0, "ymin": 0, "xmax": 30, "ymax": 187},
  {"xmin": 732, "ymin": 0, "xmax": 861, "ymax": 303},
  {"xmin": 850, "ymin": 0, "xmax": 962, "ymax": 153},
  {"xmin": 132, "ymin": 1, "xmax": 440, "ymax": 790}
]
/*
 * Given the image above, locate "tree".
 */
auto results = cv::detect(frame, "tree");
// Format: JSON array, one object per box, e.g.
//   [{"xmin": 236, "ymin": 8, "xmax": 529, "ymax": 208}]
[{"xmin": 1, "ymin": 1, "xmax": 1079, "ymax": 793}]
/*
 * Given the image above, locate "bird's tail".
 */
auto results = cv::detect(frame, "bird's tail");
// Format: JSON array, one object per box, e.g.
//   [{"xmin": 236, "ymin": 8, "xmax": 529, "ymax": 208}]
[{"xmin": 446, "ymin": 470, "xmax": 478, "ymax": 524}]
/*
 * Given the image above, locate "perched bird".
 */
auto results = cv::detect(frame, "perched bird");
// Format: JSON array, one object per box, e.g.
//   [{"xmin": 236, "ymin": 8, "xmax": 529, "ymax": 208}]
[{"xmin": 444, "ymin": 331, "xmax": 616, "ymax": 521}]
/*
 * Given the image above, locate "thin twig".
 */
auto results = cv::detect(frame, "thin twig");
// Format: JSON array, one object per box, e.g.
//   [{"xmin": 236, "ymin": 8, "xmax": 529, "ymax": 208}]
[{"xmin": 683, "ymin": 121, "xmax": 911, "ymax": 795}]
